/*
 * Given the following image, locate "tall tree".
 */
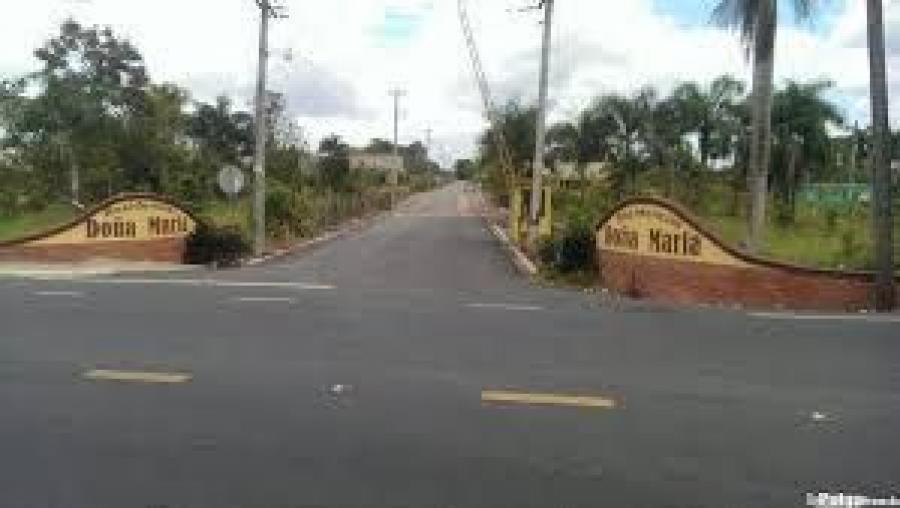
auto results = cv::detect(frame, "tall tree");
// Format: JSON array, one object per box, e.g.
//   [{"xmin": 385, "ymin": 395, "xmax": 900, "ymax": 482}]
[
  {"xmin": 714, "ymin": 0, "xmax": 817, "ymax": 252},
  {"xmin": 453, "ymin": 159, "xmax": 475, "ymax": 180},
  {"xmin": 590, "ymin": 87, "xmax": 658, "ymax": 195},
  {"xmin": 647, "ymin": 96, "xmax": 687, "ymax": 197},
  {"xmin": 317, "ymin": 134, "xmax": 350, "ymax": 190},
  {"xmin": 770, "ymin": 79, "xmax": 843, "ymax": 219},
  {"xmin": 400, "ymin": 141, "xmax": 431, "ymax": 174},
  {"xmin": 574, "ymin": 103, "xmax": 620, "ymax": 164},
  {"xmin": 188, "ymin": 96, "xmax": 255, "ymax": 164},
  {"xmin": 478, "ymin": 102, "xmax": 537, "ymax": 173},
  {"xmin": 546, "ymin": 122, "xmax": 579, "ymax": 166},
  {"xmin": 7, "ymin": 19, "xmax": 150, "ymax": 204},
  {"xmin": 669, "ymin": 75, "xmax": 746, "ymax": 168}
]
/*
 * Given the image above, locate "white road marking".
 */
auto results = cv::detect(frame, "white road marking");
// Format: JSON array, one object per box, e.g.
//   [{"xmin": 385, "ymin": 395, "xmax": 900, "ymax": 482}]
[
  {"xmin": 80, "ymin": 278, "xmax": 335, "ymax": 290},
  {"xmin": 481, "ymin": 390, "xmax": 617, "ymax": 409},
  {"xmin": 215, "ymin": 281, "xmax": 334, "ymax": 290},
  {"xmin": 83, "ymin": 369, "xmax": 192, "ymax": 384},
  {"xmin": 466, "ymin": 303, "xmax": 544, "ymax": 312},
  {"xmin": 810, "ymin": 411, "xmax": 830, "ymax": 422},
  {"xmin": 234, "ymin": 296, "xmax": 296, "ymax": 303},
  {"xmin": 33, "ymin": 290, "xmax": 84, "ymax": 297},
  {"xmin": 750, "ymin": 312, "xmax": 900, "ymax": 323}
]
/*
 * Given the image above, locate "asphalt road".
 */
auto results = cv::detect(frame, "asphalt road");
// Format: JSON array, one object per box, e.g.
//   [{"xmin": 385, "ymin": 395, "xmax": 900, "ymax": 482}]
[{"xmin": 1, "ymin": 182, "xmax": 898, "ymax": 508}]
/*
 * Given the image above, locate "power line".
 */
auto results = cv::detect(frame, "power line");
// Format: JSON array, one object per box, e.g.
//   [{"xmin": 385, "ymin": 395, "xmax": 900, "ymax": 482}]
[{"xmin": 458, "ymin": 0, "xmax": 515, "ymax": 182}]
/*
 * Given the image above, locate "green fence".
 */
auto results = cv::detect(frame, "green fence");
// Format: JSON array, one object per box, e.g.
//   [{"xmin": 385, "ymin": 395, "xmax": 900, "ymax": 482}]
[{"xmin": 799, "ymin": 183, "xmax": 872, "ymax": 210}]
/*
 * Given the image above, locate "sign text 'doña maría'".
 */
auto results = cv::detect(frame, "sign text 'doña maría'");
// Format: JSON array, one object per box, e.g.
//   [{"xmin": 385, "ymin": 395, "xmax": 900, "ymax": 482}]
[{"xmin": 597, "ymin": 201, "xmax": 747, "ymax": 267}]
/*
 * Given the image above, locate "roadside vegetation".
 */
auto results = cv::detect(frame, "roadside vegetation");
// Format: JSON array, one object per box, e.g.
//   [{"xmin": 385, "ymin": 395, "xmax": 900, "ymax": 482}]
[
  {"xmin": 456, "ymin": 0, "xmax": 897, "ymax": 301},
  {"xmin": 464, "ymin": 75, "xmax": 900, "ymax": 275},
  {"xmin": 0, "ymin": 20, "xmax": 439, "ymax": 256}
]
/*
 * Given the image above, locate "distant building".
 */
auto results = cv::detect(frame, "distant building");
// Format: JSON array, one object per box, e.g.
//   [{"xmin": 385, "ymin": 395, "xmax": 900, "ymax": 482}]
[
  {"xmin": 349, "ymin": 152, "xmax": 404, "ymax": 173},
  {"xmin": 556, "ymin": 161, "xmax": 578, "ymax": 180},
  {"xmin": 555, "ymin": 161, "xmax": 611, "ymax": 181}
]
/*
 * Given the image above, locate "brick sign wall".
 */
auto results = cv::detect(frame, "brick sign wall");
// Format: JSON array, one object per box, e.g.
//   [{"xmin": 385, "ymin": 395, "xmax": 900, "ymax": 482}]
[
  {"xmin": 0, "ymin": 194, "xmax": 198, "ymax": 263},
  {"xmin": 596, "ymin": 198, "xmax": 898, "ymax": 311}
]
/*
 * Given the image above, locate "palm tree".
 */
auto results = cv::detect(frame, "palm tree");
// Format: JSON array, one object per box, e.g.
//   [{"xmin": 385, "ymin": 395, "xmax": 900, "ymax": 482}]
[
  {"xmin": 866, "ymin": 0, "xmax": 895, "ymax": 311},
  {"xmin": 713, "ymin": 0, "xmax": 816, "ymax": 252},
  {"xmin": 590, "ymin": 88, "xmax": 658, "ymax": 196},
  {"xmin": 770, "ymin": 79, "xmax": 843, "ymax": 220},
  {"xmin": 546, "ymin": 122, "xmax": 579, "ymax": 167},
  {"xmin": 670, "ymin": 76, "xmax": 746, "ymax": 169}
]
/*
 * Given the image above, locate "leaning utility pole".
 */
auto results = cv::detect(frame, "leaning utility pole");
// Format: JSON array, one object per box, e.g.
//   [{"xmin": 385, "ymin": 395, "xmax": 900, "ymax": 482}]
[
  {"xmin": 251, "ymin": 0, "xmax": 285, "ymax": 256},
  {"xmin": 867, "ymin": 0, "xmax": 895, "ymax": 311},
  {"xmin": 527, "ymin": 0, "xmax": 554, "ymax": 252}
]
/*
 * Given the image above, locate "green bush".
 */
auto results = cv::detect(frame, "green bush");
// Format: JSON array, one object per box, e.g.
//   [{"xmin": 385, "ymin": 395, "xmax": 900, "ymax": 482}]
[
  {"xmin": 540, "ymin": 222, "xmax": 596, "ymax": 274},
  {"xmin": 184, "ymin": 223, "xmax": 251, "ymax": 266},
  {"xmin": 265, "ymin": 184, "xmax": 316, "ymax": 239},
  {"xmin": 557, "ymin": 225, "xmax": 596, "ymax": 273},
  {"xmin": 538, "ymin": 237, "xmax": 559, "ymax": 266}
]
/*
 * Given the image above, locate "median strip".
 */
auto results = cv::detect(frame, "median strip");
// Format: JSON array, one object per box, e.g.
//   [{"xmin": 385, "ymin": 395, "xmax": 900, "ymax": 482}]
[
  {"xmin": 82, "ymin": 369, "xmax": 193, "ymax": 384},
  {"xmin": 481, "ymin": 390, "xmax": 617, "ymax": 409}
]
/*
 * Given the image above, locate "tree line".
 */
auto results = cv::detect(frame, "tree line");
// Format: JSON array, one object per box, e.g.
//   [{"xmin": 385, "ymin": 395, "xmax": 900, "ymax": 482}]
[
  {"xmin": 479, "ymin": 76, "xmax": 872, "ymax": 219},
  {"xmin": 0, "ymin": 20, "xmax": 437, "ymax": 217}
]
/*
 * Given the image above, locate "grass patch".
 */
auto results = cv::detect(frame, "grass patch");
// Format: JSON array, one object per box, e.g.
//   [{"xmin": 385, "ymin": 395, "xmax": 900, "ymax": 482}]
[
  {"xmin": 703, "ymin": 212, "xmax": 875, "ymax": 270},
  {"xmin": 200, "ymin": 198, "xmax": 252, "ymax": 237},
  {"xmin": 538, "ymin": 268, "xmax": 597, "ymax": 288},
  {"xmin": 0, "ymin": 203, "xmax": 79, "ymax": 242}
]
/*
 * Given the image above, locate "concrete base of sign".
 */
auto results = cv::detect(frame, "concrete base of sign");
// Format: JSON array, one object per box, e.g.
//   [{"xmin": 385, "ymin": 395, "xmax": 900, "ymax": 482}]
[
  {"xmin": 0, "ymin": 194, "xmax": 197, "ymax": 264},
  {"xmin": 597, "ymin": 197, "xmax": 899, "ymax": 312}
]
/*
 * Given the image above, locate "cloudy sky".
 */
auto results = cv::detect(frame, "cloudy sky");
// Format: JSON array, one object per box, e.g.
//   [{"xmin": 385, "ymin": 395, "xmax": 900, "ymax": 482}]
[{"xmin": 1, "ymin": 0, "xmax": 897, "ymax": 167}]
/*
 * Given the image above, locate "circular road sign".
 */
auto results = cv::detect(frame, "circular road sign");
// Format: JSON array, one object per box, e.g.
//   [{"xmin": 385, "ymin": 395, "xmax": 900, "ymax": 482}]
[{"xmin": 217, "ymin": 165, "xmax": 245, "ymax": 197}]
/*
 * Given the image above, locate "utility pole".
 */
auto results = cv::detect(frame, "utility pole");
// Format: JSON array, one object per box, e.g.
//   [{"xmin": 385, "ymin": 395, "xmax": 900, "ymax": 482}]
[
  {"xmin": 70, "ymin": 146, "xmax": 80, "ymax": 206},
  {"xmin": 388, "ymin": 88, "xmax": 406, "ymax": 202},
  {"xmin": 528, "ymin": 0, "xmax": 553, "ymax": 252},
  {"xmin": 251, "ymin": 0, "xmax": 285, "ymax": 256},
  {"xmin": 867, "ymin": 0, "xmax": 895, "ymax": 311},
  {"xmin": 389, "ymin": 89, "xmax": 406, "ymax": 157}
]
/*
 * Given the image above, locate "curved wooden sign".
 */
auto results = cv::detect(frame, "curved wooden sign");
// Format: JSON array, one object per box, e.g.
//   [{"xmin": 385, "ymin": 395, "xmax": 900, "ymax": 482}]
[{"xmin": 0, "ymin": 194, "xmax": 198, "ymax": 263}]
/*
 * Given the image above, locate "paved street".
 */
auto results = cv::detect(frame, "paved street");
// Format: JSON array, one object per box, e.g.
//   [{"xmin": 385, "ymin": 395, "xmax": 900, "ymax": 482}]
[{"xmin": 1, "ymin": 182, "xmax": 898, "ymax": 508}]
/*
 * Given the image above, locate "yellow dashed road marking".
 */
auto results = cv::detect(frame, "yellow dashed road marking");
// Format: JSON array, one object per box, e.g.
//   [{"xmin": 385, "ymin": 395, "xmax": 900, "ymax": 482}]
[
  {"xmin": 83, "ymin": 369, "xmax": 192, "ymax": 384},
  {"xmin": 481, "ymin": 390, "xmax": 617, "ymax": 409}
]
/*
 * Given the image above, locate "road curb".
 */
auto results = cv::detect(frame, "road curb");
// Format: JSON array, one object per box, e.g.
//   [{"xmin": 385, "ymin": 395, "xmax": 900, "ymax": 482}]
[
  {"xmin": 487, "ymin": 222, "xmax": 538, "ymax": 277},
  {"xmin": 468, "ymin": 184, "xmax": 538, "ymax": 278}
]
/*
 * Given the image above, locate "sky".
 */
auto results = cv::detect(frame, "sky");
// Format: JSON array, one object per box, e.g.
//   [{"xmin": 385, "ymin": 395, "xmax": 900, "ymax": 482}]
[{"xmin": 0, "ymin": 0, "xmax": 897, "ymax": 167}]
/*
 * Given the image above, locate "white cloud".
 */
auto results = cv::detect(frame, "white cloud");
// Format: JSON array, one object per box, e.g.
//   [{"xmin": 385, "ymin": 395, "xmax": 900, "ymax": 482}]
[{"xmin": 0, "ymin": 0, "xmax": 896, "ymax": 166}]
